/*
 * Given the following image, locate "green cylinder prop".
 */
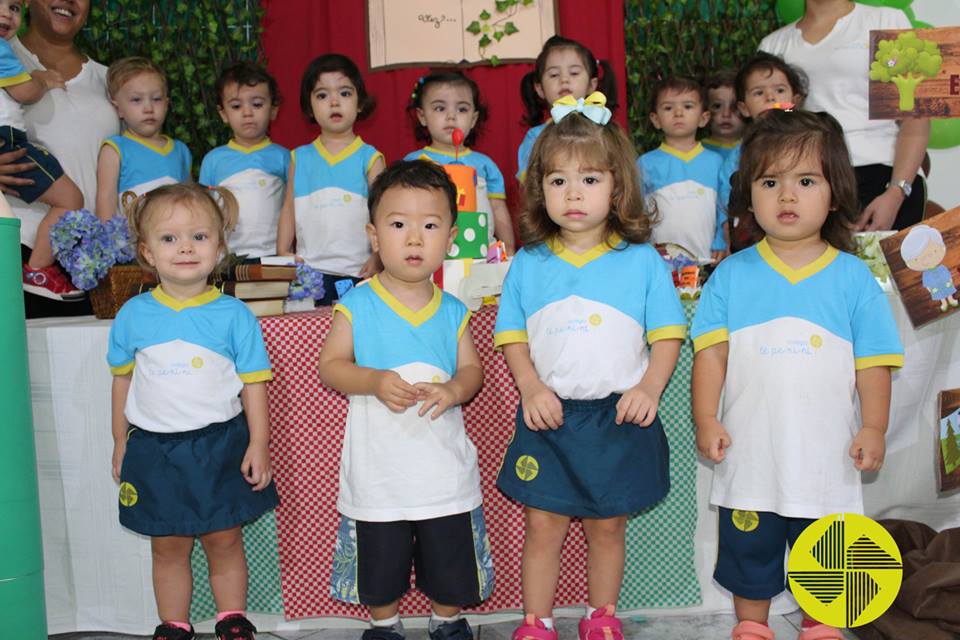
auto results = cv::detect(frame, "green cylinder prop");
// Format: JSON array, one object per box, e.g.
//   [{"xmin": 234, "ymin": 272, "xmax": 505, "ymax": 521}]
[{"xmin": 0, "ymin": 218, "xmax": 46, "ymax": 636}]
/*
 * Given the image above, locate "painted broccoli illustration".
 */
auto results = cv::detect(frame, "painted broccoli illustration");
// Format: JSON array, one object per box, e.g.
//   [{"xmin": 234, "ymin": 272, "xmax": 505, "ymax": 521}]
[{"xmin": 870, "ymin": 31, "xmax": 942, "ymax": 111}]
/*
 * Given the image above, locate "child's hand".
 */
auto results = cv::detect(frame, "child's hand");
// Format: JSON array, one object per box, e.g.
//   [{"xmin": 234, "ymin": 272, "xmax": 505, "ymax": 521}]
[
  {"xmin": 850, "ymin": 427, "xmax": 885, "ymax": 471},
  {"xmin": 615, "ymin": 382, "xmax": 659, "ymax": 426},
  {"xmin": 111, "ymin": 440, "xmax": 126, "ymax": 483},
  {"xmin": 414, "ymin": 381, "xmax": 457, "ymax": 419},
  {"xmin": 696, "ymin": 417, "xmax": 731, "ymax": 463},
  {"xmin": 241, "ymin": 443, "xmax": 273, "ymax": 491},
  {"xmin": 358, "ymin": 253, "xmax": 383, "ymax": 279},
  {"xmin": 711, "ymin": 249, "xmax": 729, "ymax": 263},
  {"xmin": 32, "ymin": 69, "xmax": 65, "ymax": 92},
  {"xmin": 519, "ymin": 381, "xmax": 563, "ymax": 431},
  {"xmin": 375, "ymin": 370, "xmax": 419, "ymax": 412}
]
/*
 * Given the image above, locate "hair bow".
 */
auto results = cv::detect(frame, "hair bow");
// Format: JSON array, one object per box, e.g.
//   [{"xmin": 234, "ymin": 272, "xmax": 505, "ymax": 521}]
[{"xmin": 550, "ymin": 91, "xmax": 612, "ymax": 126}]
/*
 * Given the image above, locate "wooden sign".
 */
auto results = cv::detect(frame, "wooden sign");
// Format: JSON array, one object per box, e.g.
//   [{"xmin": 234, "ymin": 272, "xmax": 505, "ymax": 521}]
[
  {"xmin": 868, "ymin": 26, "xmax": 960, "ymax": 119},
  {"xmin": 937, "ymin": 388, "xmax": 960, "ymax": 494},
  {"xmin": 880, "ymin": 206, "xmax": 960, "ymax": 328},
  {"xmin": 367, "ymin": 0, "xmax": 557, "ymax": 70}
]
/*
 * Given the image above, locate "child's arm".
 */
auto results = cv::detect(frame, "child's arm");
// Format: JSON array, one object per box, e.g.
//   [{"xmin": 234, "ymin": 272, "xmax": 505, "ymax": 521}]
[
  {"xmin": 111, "ymin": 374, "xmax": 132, "ymax": 483},
  {"xmin": 490, "ymin": 198, "xmax": 515, "ymax": 255},
  {"xmin": 5, "ymin": 69, "xmax": 65, "ymax": 105},
  {"xmin": 615, "ymin": 338, "xmax": 681, "ymax": 426},
  {"xmin": 849, "ymin": 366, "xmax": 892, "ymax": 471},
  {"xmin": 414, "ymin": 324, "xmax": 483, "ymax": 419},
  {"xmin": 276, "ymin": 161, "xmax": 297, "ymax": 257},
  {"xmin": 503, "ymin": 342, "xmax": 563, "ymax": 430},
  {"xmin": 317, "ymin": 311, "xmax": 419, "ymax": 412},
  {"xmin": 240, "ymin": 382, "xmax": 273, "ymax": 490},
  {"xmin": 95, "ymin": 144, "xmax": 120, "ymax": 221},
  {"xmin": 692, "ymin": 342, "xmax": 732, "ymax": 462}
]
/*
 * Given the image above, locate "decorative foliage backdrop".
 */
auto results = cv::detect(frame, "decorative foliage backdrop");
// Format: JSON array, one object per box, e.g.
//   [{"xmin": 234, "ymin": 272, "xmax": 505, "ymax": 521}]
[
  {"xmin": 77, "ymin": 0, "xmax": 264, "ymax": 173},
  {"xmin": 624, "ymin": 0, "xmax": 780, "ymax": 152}
]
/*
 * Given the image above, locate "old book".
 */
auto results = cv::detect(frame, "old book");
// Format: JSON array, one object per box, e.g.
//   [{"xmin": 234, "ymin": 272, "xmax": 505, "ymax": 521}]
[
  {"xmin": 244, "ymin": 297, "xmax": 286, "ymax": 317},
  {"xmin": 220, "ymin": 280, "xmax": 292, "ymax": 300},
  {"xmin": 222, "ymin": 263, "xmax": 296, "ymax": 282}
]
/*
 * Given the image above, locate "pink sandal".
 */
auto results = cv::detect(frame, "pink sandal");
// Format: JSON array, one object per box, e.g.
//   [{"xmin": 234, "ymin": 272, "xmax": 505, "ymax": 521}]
[
  {"xmin": 578, "ymin": 605, "xmax": 623, "ymax": 640},
  {"xmin": 732, "ymin": 620, "xmax": 776, "ymax": 640},
  {"xmin": 512, "ymin": 615, "xmax": 557, "ymax": 640},
  {"xmin": 797, "ymin": 624, "xmax": 844, "ymax": 640}
]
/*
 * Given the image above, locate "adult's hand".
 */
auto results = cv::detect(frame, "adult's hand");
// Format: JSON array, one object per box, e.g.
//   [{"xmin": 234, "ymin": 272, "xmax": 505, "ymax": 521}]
[{"xmin": 0, "ymin": 145, "xmax": 36, "ymax": 198}]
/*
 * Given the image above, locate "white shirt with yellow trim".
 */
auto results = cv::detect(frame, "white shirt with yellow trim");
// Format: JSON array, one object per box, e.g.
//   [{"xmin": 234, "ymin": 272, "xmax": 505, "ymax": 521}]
[
  {"xmin": 107, "ymin": 287, "xmax": 272, "ymax": 433},
  {"xmin": 691, "ymin": 240, "xmax": 904, "ymax": 518}
]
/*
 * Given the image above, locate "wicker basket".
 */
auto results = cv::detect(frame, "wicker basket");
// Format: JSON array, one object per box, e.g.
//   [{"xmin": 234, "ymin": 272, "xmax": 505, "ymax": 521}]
[{"xmin": 89, "ymin": 264, "xmax": 149, "ymax": 319}]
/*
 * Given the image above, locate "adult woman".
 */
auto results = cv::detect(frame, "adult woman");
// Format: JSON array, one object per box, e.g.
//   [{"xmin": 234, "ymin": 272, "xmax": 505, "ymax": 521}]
[
  {"xmin": 8, "ymin": 0, "xmax": 120, "ymax": 315},
  {"xmin": 760, "ymin": 0, "xmax": 929, "ymax": 231}
]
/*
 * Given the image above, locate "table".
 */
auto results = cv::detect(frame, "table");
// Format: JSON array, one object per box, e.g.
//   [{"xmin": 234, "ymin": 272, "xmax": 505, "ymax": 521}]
[{"xmin": 26, "ymin": 293, "xmax": 960, "ymax": 633}]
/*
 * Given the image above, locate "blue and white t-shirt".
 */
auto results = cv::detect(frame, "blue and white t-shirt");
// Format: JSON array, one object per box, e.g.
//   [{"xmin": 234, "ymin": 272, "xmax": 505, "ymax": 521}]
[
  {"xmin": 404, "ymin": 146, "xmax": 505, "ymax": 242},
  {"xmin": 495, "ymin": 236, "xmax": 686, "ymax": 400},
  {"xmin": 516, "ymin": 122, "xmax": 548, "ymax": 180},
  {"xmin": 702, "ymin": 137, "xmax": 740, "ymax": 162},
  {"xmin": 0, "ymin": 37, "xmax": 32, "ymax": 130},
  {"xmin": 200, "ymin": 139, "xmax": 289, "ymax": 258},
  {"xmin": 639, "ymin": 142, "xmax": 725, "ymax": 258},
  {"xmin": 292, "ymin": 136, "xmax": 383, "ymax": 277},
  {"xmin": 717, "ymin": 142, "xmax": 741, "ymax": 230},
  {"xmin": 103, "ymin": 131, "xmax": 191, "ymax": 203},
  {"xmin": 333, "ymin": 276, "xmax": 481, "ymax": 521},
  {"xmin": 107, "ymin": 287, "xmax": 272, "ymax": 433},
  {"xmin": 691, "ymin": 239, "xmax": 904, "ymax": 518}
]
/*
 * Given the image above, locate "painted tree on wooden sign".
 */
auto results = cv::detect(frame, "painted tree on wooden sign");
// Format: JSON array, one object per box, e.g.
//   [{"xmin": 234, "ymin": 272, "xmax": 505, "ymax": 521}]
[{"xmin": 869, "ymin": 31, "xmax": 942, "ymax": 111}]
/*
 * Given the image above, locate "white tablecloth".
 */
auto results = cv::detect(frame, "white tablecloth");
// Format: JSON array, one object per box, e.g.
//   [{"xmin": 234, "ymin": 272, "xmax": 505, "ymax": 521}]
[{"xmin": 26, "ymin": 292, "xmax": 960, "ymax": 633}]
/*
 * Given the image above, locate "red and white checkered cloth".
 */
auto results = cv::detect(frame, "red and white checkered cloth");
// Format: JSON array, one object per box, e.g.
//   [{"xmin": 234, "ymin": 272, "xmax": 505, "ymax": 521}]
[{"xmin": 261, "ymin": 306, "xmax": 593, "ymax": 619}]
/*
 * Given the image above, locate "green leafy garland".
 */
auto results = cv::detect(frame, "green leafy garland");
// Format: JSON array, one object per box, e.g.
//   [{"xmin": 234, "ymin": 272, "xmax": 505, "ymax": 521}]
[{"xmin": 466, "ymin": 0, "xmax": 534, "ymax": 66}]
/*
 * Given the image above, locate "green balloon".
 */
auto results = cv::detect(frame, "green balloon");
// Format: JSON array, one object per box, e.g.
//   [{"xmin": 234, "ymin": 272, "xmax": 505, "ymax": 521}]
[
  {"xmin": 929, "ymin": 119, "xmax": 960, "ymax": 150},
  {"xmin": 775, "ymin": 0, "xmax": 804, "ymax": 24}
]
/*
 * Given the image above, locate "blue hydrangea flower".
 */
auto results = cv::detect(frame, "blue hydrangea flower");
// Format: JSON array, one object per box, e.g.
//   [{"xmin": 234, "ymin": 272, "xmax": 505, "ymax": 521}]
[{"xmin": 289, "ymin": 263, "xmax": 326, "ymax": 301}]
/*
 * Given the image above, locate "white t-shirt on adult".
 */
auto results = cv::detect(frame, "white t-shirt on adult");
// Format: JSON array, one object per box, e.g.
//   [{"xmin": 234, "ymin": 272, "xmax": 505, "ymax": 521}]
[
  {"xmin": 759, "ymin": 4, "xmax": 911, "ymax": 169},
  {"xmin": 7, "ymin": 36, "xmax": 120, "ymax": 247}
]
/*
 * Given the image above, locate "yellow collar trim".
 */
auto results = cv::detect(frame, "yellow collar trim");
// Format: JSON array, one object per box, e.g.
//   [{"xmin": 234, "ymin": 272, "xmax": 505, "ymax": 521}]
[
  {"xmin": 547, "ymin": 233, "xmax": 623, "ymax": 268},
  {"xmin": 124, "ymin": 130, "xmax": 174, "ymax": 155},
  {"xmin": 423, "ymin": 145, "xmax": 472, "ymax": 159},
  {"xmin": 369, "ymin": 275, "xmax": 442, "ymax": 327},
  {"xmin": 314, "ymin": 135, "xmax": 363, "ymax": 166},
  {"xmin": 757, "ymin": 238, "xmax": 838, "ymax": 285},
  {"xmin": 151, "ymin": 285, "xmax": 221, "ymax": 311},
  {"xmin": 702, "ymin": 137, "xmax": 740, "ymax": 149},
  {"xmin": 228, "ymin": 138, "xmax": 272, "ymax": 154},
  {"xmin": 659, "ymin": 142, "xmax": 704, "ymax": 163}
]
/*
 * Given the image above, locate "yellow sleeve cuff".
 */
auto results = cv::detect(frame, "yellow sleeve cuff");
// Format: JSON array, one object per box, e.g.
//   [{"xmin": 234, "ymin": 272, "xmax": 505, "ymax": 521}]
[
  {"xmin": 648, "ymin": 325, "xmax": 687, "ymax": 344},
  {"xmin": 110, "ymin": 362, "xmax": 134, "ymax": 376},
  {"xmin": 693, "ymin": 328, "xmax": 729, "ymax": 353},
  {"xmin": 239, "ymin": 369, "xmax": 273, "ymax": 383},
  {"xmin": 489, "ymin": 193, "xmax": 506, "ymax": 200},
  {"xmin": 855, "ymin": 354, "xmax": 904, "ymax": 370},
  {"xmin": 458, "ymin": 311, "xmax": 472, "ymax": 339},
  {"xmin": 0, "ymin": 71, "xmax": 31, "ymax": 88},
  {"xmin": 102, "ymin": 139, "xmax": 121, "ymax": 161},
  {"xmin": 494, "ymin": 329, "xmax": 528, "ymax": 349},
  {"xmin": 367, "ymin": 151, "xmax": 385, "ymax": 173},
  {"xmin": 332, "ymin": 303, "xmax": 352, "ymax": 323}
]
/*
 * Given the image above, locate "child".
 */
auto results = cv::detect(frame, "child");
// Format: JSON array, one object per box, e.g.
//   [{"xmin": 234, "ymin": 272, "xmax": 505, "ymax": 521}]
[
  {"xmin": 405, "ymin": 71, "xmax": 515, "ymax": 254},
  {"xmin": 702, "ymin": 70, "xmax": 744, "ymax": 161},
  {"xmin": 517, "ymin": 35, "xmax": 618, "ymax": 181},
  {"xmin": 495, "ymin": 95, "xmax": 685, "ymax": 640},
  {"xmin": 96, "ymin": 57, "xmax": 192, "ymax": 221},
  {"xmin": 277, "ymin": 53, "xmax": 385, "ymax": 304},
  {"xmin": 1, "ymin": 0, "xmax": 85, "ymax": 299},
  {"xmin": 720, "ymin": 52, "xmax": 807, "ymax": 252},
  {"xmin": 108, "ymin": 183, "xmax": 279, "ymax": 640},
  {"xmin": 691, "ymin": 109, "xmax": 903, "ymax": 640},
  {"xmin": 318, "ymin": 160, "xmax": 492, "ymax": 640},
  {"xmin": 639, "ymin": 76, "xmax": 726, "ymax": 261},
  {"xmin": 200, "ymin": 61, "xmax": 289, "ymax": 260}
]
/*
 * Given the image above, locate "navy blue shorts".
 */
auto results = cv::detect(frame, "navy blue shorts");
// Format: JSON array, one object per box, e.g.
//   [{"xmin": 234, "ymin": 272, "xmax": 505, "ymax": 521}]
[
  {"xmin": 118, "ymin": 412, "xmax": 279, "ymax": 537},
  {"xmin": 0, "ymin": 126, "xmax": 64, "ymax": 203},
  {"xmin": 496, "ymin": 395, "xmax": 670, "ymax": 518},
  {"xmin": 714, "ymin": 507, "xmax": 815, "ymax": 599}
]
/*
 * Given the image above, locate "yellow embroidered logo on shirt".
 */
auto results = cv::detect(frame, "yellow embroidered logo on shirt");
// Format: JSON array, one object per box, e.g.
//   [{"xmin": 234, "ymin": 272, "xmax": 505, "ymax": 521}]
[
  {"xmin": 119, "ymin": 482, "xmax": 138, "ymax": 507},
  {"xmin": 431, "ymin": 374, "xmax": 442, "ymax": 383},
  {"xmin": 343, "ymin": 194, "xmax": 352, "ymax": 203},
  {"xmin": 732, "ymin": 509, "xmax": 759, "ymax": 532},
  {"xmin": 191, "ymin": 357, "xmax": 204, "ymax": 369},
  {"xmin": 589, "ymin": 313, "xmax": 603, "ymax": 326},
  {"xmin": 810, "ymin": 335, "xmax": 823, "ymax": 349},
  {"xmin": 515, "ymin": 455, "xmax": 539, "ymax": 481}
]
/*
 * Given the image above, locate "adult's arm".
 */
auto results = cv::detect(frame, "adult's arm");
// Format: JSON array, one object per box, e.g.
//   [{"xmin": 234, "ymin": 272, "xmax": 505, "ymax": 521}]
[
  {"xmin": 0, "ymin": 146, "xmax": 35, "ymax": 197},
  {"xmin": 858, "ymin": 118, "xmax": 930, "ymax": 230}
]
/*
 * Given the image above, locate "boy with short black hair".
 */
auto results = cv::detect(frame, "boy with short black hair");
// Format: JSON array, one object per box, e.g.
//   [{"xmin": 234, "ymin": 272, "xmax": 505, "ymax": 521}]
[{"xmin": 702, "ymin": 69, "xmax": 744, "ymax": 161}]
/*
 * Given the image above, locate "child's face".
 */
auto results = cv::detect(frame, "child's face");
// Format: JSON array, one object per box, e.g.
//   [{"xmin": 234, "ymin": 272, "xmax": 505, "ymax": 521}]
[
  {"xmin": 366, "ymin": 186, "xmax": 457, "ymax": 285},
  {"xmin": 416, "ymin": 82, "xmax": 478, "ymax": 151},
  {"xmin": 649, "ymin": 88, "xmax": 709, "ymax": 143},
  {"xmin": 750, "ymin": 149, "xmax": 832, "ymax": 246},
  {"xmin": 543, "ymin": 152, "xmax": 613, "ymax": 244},
  {"xmin": 536, "ymin": 47, "xmax": 598, "ymax": 107},
  {"xmin": 218, "ymin": 81, "xmax": 277, "ymax": 146},
  {"xmin": 905, "ymin": 241, "xmax": 945, "ymax": 271},
  {"xmin": 112, "ymin": 72, "xmax": 169, "ymax": 139},
  {"xmin": 0, "ymin": 0, "xmax": 24, "ymax": 40},
  {"xmin": 140, "ymin": 203, "xmax": 222, "ymax": 292},
  {"xmin": 739, "ymin": 68, "xmax": 796, "ymax": 119},
  {"xmin": 707, "ymin": 85, "xmax": 744, "ymax": 141},
  {"xmin": 310, "ymin": 71, "xmax": 359, "ymax": 135}
]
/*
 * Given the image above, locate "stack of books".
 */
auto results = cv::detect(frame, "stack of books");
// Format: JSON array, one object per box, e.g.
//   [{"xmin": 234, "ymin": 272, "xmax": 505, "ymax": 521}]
[{"xmin": 219, "ymin": 262, "xmax": 296, "ymax": 317}]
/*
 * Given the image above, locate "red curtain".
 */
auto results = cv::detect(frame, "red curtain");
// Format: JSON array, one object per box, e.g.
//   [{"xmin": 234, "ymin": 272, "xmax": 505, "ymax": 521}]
[{"xmin": 260, "ymin": 1, "xmax": 627, "ymax": 213}]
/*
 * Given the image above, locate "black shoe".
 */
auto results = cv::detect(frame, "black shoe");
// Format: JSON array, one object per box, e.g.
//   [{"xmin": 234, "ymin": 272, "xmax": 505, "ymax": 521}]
[
  {"xmin": 214, "ymin": 613, "xmax": 258, "ymax": 639},
  {"xmin": 362, "ymin": 626, "xmax": 406, "ymax": 640},
  {"xmin": 429, "ymin": 619, "xmax": 474, "ymax": 640},
  {"xmin": 152, "ymin": 623, "xmax": 195, "ymax": 640}
]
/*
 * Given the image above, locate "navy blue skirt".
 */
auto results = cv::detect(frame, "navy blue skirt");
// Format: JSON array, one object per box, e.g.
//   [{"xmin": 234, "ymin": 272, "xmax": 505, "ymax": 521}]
[
  {"xmin": 118, "ymin": 412, "xmax": 279, "ymax": 536},
  {"xmin": 496, "ymin": 394, "xmax": 670, "ymax": 518}
]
